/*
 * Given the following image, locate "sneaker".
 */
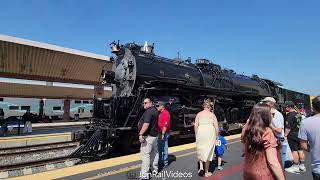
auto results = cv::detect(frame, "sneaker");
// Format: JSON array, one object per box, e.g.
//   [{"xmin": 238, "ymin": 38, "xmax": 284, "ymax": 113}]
[
  {"xmin": 299, "ymin": 164, "xmax": 306, "ymax": 172},
  {"xmin": 217, "ymin": 166, "xmax": 223, "ymax": 170},
  {"xmin": 198, "ymin": 169, "xmax": 204, "ymax": 177},
  {"xmin": 285, "ymin": 165, "xmax": 300, "ymax": 174},
  {"xmin": 205, "ymin": 172, "xmax": 213, "ymax": 177}
]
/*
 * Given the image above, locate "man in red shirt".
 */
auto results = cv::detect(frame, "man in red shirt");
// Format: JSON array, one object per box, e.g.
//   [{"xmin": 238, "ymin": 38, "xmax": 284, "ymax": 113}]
[{"xmin": 156, "ymin": 101, "xmax": 170, "ymax": 168}]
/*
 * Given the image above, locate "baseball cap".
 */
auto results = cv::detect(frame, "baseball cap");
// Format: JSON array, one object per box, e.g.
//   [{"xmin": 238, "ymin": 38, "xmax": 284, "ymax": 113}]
[
  {"xmin": 155, "ymin": 101, "xmax": 165, "ymax": 107},
  {"xmin": 261, "ymin": 97, "xmax": 276, "ymax": 103}
]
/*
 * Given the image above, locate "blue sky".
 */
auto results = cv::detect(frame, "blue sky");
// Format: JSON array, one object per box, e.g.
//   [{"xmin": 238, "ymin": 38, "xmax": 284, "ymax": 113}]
[{"xmin": 0, "ymin": 0, "xmax": 319, "ymax": 96}]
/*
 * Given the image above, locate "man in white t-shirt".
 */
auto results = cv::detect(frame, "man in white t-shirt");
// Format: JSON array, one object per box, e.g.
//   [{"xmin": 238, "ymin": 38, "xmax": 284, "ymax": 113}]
[
  {"xmin": 261, "ymin": 97, "xmax": 286, "ymax": 166},
  {"xmin": 261, "ymin": 97, "xmax": 285, "ymax": 138}
]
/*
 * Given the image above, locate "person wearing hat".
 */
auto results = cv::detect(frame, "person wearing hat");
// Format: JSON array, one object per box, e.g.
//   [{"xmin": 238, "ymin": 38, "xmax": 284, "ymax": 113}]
[
  {"xmin": 284, "ymin": 100, "xmax": 306, "ymax": 174},
  {"xmin": 261, "ymin": 97, "xmax": 285, "ymax": 139},
  {"xmin": 261, "ymin": 97, "xmax": 286, "ymax": 166},
  {"xmin": 156, "ymin": 101, "xmax": 170, "ymax": 169}
]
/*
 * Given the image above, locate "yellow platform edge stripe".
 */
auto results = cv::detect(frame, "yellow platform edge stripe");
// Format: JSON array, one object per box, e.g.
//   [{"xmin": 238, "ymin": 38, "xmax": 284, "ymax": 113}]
[
  {"xmin": 0, "ymin": 133, "xmax": 71, "ymax": 142},
  {"xmin": 9, "ymin": 134, "xmax": 241, "ymax": 180}
]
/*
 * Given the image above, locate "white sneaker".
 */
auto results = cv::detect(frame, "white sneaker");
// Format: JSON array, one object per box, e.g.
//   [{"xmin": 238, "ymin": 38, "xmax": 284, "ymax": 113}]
[
  {"xmin": 299, "ymin": 164, "xmax": 306, "ymax": 172},
  {"xmin": 285, "ymin": 165, "xmax": 301, "ymax": 174}
]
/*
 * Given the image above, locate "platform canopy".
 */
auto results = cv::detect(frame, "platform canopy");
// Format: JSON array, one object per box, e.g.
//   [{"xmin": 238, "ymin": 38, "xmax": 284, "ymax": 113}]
[
  {"xmin": 0, "ymin": 82, "xmax": 111, "ymax": 100},
  {"xmin": 0, "ymin": 35, "xmax": 112, "ymax": 85}
]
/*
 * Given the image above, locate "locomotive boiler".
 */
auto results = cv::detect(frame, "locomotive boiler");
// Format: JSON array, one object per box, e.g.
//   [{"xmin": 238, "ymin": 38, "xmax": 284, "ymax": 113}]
[{"xmin": 71, "ymin": 41, "xmax": 310, "ymax": 160}]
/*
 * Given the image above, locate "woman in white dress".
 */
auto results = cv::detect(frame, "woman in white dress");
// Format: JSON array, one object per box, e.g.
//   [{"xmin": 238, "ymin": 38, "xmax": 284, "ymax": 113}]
[{"xmin": 194, "ymin": 98, "xmax": 219, "ymax": 177}]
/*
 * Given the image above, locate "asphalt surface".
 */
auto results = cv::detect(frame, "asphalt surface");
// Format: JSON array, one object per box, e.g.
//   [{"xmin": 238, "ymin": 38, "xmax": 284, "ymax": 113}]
[{"xmin": 51, "ymin": 140, "xmax": 314, "ymax": 180}]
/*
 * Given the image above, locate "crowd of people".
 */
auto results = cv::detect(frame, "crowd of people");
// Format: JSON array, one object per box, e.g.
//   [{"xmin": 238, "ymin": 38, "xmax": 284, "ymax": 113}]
[
  {"xmin": 137, "ymin": 96, "xmax": 320, "ymax": 180},
  {"xmin": 241, "ymin": 96, "xmax": 320, "ymax": 180}
]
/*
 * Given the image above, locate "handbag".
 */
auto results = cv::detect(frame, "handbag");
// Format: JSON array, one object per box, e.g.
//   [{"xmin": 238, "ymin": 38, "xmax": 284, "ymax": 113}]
[
  {"xmin": 282, "ymin": 140, "xmax": 294, "ymax": 161},
  {"xmin": 285, "ymin": 143, "xmax": 294, "ymax": 161}
]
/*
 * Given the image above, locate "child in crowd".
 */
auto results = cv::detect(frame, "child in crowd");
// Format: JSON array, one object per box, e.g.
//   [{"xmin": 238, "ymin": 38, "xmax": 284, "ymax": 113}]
[{"xmin": 215, "ymin": 128, "xmax": 228, "ymax": 170}]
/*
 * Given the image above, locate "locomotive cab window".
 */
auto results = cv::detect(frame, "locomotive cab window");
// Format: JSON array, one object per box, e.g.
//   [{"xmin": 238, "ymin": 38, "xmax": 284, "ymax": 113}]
[
  {"xmin": 21, "ymin": 106, "xmax": 30, "ymax": 111},
  {"xmin": 53, "ymin": 106, "xmax": 62, "ymax": 110},
  {"xmin": 9, "ymin": 106, "xmax": 19, "ymax": 110}
]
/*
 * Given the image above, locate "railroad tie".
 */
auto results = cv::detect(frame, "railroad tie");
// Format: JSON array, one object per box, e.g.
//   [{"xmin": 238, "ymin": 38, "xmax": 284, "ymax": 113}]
[
  {"xmin": 22, "ymin": 168, "xmax": 32, "ymax": 175},
  {"xmin": 0, "ymin": 171, "xmax": 9, "ymax": 179}
]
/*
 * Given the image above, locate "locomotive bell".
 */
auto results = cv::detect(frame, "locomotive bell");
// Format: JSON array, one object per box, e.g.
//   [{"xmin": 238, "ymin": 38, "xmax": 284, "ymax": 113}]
[{"xmin": 111, "ymin": 44, "xmax": 119, "ymax": 53}]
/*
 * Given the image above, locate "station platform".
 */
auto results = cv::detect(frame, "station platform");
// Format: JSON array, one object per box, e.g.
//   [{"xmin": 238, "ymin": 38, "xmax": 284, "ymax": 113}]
[
  {"xmin": 1, "ymin": 121, "xmax": 87, "ymax": 138},
  {"xmin": 0, "ymin": 121, "xmax": 87, "ymax": 149},
  {"xmin": 0, "ymin": 132, "xmax": 73, "ymax": 149},
  {"xmin": 8, "ymin": 134, "xmax": 314, "ymax": 180},
  {"xmin": 4, "ymin": 120, "xmax": 89, "ymax": 130}
]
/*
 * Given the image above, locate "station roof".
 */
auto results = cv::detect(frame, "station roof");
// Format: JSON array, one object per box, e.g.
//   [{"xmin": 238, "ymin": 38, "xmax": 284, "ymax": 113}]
[
  {"xmin": 0, "ymin": 82, "xmax": 112, "ymax": 100},
  {"xmin": 0, "ymin": 35, "xmax": 112, "ymax": 85}
]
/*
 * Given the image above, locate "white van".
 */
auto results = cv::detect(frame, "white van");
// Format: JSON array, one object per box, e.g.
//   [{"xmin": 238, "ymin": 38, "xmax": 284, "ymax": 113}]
[{"xmin": 70, "ymin": 104, "xmax": 93, "ymax": 119}]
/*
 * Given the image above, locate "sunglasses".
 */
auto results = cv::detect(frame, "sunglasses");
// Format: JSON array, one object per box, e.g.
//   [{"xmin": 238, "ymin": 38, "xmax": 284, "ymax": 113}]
[{"xmin": 143, "ymin": 102, "xmax": 150, "ymax": 104}]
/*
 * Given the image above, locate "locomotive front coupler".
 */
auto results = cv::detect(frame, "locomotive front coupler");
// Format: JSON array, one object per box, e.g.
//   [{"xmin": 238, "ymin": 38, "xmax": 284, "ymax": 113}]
[{"xmin": 99, "ymin": 126, "xmax": 119, "ymax": 139}]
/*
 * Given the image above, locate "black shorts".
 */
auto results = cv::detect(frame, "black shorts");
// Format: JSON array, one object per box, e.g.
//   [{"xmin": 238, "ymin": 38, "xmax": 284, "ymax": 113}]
[
  {"xmin": 312, "ymin": 172, "xmax": 320, "ymax": 180},
  {"xmin": 288, "ymin": 138, "xmax": 302, "ymax": 151}
]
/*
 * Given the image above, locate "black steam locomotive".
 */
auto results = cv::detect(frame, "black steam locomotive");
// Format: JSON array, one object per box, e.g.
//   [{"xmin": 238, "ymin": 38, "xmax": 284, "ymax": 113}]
[{"xmin": 71, "ymin": 41, "xmax": 311, "ymax": 160}]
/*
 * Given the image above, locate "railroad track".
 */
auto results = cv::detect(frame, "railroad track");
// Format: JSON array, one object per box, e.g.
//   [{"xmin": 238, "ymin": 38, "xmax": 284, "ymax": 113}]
[{"xmin": 0, "ymin": 142, "xmax": 80, "ymax": 172}]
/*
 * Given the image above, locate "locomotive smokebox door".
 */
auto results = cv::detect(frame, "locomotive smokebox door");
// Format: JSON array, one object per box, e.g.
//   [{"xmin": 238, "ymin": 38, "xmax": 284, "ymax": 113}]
[{"xmin": 111, "ymin": 48, "xmax": 137, "ymax": 97}]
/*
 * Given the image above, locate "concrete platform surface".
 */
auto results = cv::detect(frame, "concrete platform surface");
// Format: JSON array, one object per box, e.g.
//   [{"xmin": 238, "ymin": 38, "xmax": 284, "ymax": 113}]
[
  {"xmin": 2, "ymin": 124, "xmax": 85, "ymax": 138},
  {"xmin": 0, "ymin": 132, "xmax": 73, "ymax": 149}
]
